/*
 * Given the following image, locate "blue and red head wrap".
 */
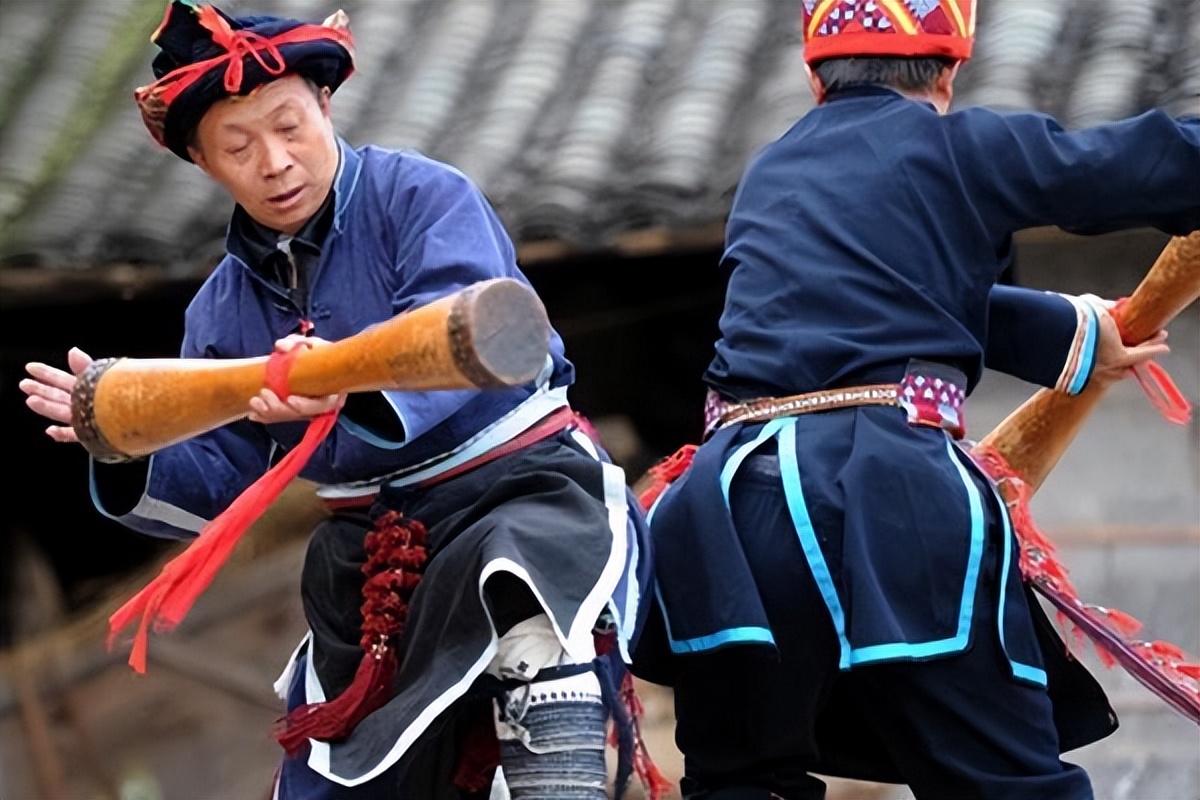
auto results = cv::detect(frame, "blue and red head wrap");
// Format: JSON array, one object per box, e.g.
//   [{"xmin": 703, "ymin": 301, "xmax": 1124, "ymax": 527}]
[
  {"xmin": 801, "ymin": 0, "xmax": 976, "ymax": 65},
  {"xmin": 134, "ymin": 1, "xmax": 355, "ymax": 161}
]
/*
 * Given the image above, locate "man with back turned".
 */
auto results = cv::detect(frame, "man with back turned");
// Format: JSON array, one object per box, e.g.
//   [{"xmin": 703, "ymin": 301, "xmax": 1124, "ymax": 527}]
[{"xmin": 631, "ymin": 2, "xmax": 1199, "ymax": 799}]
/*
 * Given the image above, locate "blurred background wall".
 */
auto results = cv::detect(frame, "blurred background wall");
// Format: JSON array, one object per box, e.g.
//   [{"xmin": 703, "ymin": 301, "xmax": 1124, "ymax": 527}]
[{"xmin": 1, "ymin": 1, "xmax": 1197, "ymax": 798}]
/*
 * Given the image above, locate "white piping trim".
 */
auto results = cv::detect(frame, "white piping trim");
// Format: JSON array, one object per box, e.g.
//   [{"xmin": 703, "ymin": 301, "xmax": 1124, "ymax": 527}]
[
  {"xmin": 569, "ymin": 429, "xmax": 637, "ymax": 662},
  {"xmin": 273, "ymin": 630, "xmax": 312, "ymax": 700},
  {"xmin": 127, "ymin": 471, "xmax": 209, "ymax": 533},
  {"xmin": 318, "ymin": 377, "xmax": 567, "ymax": 500},
  {"xmin": 567, "ymin": 457, "xmax": 629, "ymax": 659},
  {"xmin": 305, "ymin": 557, "xmax": 530, "ymax": 785}
]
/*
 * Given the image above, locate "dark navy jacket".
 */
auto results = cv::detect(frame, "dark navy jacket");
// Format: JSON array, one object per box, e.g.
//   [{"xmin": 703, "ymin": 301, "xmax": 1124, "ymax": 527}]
[
  {"xmin": 707, "ymin": 86, "xmax": 1200, "ymax": 400},
  {"xmin": 91, "ymin": 140, "xmax": 572, "ymax": 539}
]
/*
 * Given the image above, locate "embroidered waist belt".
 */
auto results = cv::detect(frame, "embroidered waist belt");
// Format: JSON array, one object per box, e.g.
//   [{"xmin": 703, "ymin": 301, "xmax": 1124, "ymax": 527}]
[{"xmin": 705, "ymin": 367, "xmax": 966, "ymax": 440}]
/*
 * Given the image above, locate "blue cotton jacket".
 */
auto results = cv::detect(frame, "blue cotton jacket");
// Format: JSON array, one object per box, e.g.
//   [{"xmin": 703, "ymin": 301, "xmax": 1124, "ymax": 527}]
[{"xmin": 91, "ymin": 140, "xmax": 572, "ymax": 539}]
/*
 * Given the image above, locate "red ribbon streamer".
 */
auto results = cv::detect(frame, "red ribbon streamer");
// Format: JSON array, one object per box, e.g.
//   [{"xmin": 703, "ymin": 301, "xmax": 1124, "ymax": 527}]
[
  {"xmin": 1111, "ymin": 297, "xmax": 1192, "ymax": 425},
  {"xmin": 108, "ymin": 341, "xmax": 337, "ymax": 673}
]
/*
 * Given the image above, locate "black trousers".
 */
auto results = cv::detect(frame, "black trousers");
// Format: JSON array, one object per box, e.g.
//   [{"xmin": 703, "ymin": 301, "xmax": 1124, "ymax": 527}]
[{"xmin": 669, "ymin": 453, "xmax": 1095, "ymax": 800}]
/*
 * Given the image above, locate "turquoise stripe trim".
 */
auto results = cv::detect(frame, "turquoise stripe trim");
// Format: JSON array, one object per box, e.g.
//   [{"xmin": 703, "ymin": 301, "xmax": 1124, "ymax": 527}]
[
  {"xmin": 1067, "ymin": 303, "xmax": 1099, "ymax": 395},
  {"xmin": 654, "ymin": 584, "xmax": 775, "ymax": 654},
  {"xmin": 777, "ymin": 419, "xmax": 853, "ymax": 669},
  {"xmin": 846, "ymin": 442, "xmax": 985, "ymax": 665},
  {"xmin": 719, "ymin": 417, "xmax": 789, "ymax": 503},
  {"xmin": 676, "ymin": 421, "xmax": 995, "ymax": 667},
  {"xmin": 945, "ymin": 440, "xmax": 986, "ymax": 642},
  {"xmin": 669, "ymin": 626, "xmax": 777, "ymax": 653},
  {"xmin": 779, "ymin": 432, "xmax": 988, "ymax": 668},
  {"xmin": 849, "ymin": 637, "xmax": 976, "ymax": 663},
  {"xmin": 651, "ymin": 425, "xmax": 782, "ymax": 655},
  {"xmin": 992, "ymin": 484, "xmax": 1049, "ymax": 687},
  {"xmin": 1012, "ymin": 662, "xmax": 1049, "ymax": 685},
  {"xmin": 1012, "ymin": 662, "xmax": 1051, "ymax": 686}
]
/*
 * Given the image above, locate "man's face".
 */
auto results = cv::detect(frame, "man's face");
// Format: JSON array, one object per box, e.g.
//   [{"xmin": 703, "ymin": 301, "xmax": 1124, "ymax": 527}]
[{"xmin": 189, "ymin": 75, "xmax": 338, "ymax": 235}]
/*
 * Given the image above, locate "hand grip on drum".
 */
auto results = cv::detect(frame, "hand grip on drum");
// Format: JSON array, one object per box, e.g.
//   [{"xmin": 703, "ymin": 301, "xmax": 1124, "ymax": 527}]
[{"xmin": 976, "ymin": 231, "xmax": 1200, "ymax": 493}]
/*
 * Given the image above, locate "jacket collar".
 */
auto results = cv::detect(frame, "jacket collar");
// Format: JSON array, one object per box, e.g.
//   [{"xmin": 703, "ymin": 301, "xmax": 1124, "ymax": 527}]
[
  {"xmin": 824, "ymin": 83, "xmax": 937, "ymax": 112},
  {"xmin": 330, "ymin": 136, "xmax": 361, "ymax": 234}
]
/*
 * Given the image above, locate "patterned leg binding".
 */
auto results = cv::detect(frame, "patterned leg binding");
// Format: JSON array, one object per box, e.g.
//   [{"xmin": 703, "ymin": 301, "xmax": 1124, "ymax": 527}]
[{"xmin": 495, "ymin": 663, "xmax": 609, "ymax": 799}]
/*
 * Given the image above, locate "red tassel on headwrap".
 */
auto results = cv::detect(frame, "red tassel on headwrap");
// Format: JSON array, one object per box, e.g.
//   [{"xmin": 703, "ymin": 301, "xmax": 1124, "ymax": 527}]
[
  {"xmin": 107, "ymin": 341, "xmax": 336, "ymax": 673},
  {"xmin": 274, "ymin": 510, "xmax": 427, "ymax": 755}
]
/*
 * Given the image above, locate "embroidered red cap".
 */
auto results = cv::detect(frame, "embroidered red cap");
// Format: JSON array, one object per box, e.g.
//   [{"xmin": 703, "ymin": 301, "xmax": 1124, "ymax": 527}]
[{"xmin": 801, "ymin": 0, "xmax": 976, "ymax": 65}]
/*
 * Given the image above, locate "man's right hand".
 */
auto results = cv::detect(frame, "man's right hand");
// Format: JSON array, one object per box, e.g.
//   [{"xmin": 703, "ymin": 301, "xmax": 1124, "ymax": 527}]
[
  {"xmin": 247, "ymin": 334, "xmax": 346, "ymax": 424},
  {"xmin": 1088, "ymin": 298, "xmax": 1171, "ymax": 390},
  {"xmin": 19, "ymin": 347, "xmax": 94, "ymax": 444}
]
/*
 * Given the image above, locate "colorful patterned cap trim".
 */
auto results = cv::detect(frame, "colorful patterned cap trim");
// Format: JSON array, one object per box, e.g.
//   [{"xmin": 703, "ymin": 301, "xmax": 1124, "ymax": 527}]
[
  {"xmin": 134, "ymin": 1, "xmax": 355, "ymax": 162},
  {"xmin": 801, "ymin": 0, "xmax": 976, "ymax": 64}
]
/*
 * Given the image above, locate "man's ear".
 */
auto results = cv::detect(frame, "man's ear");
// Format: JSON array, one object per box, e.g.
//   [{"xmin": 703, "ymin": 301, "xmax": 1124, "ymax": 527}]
[
  {"xmin": 804, "ymin": 63, "xmax": 827, "ymax": 105},
  {"xmin": 319, "ymin": 86, "xmax": 333, "ymax": 118},
  {"xmin": 188, "ymin": 145, "xmax": 210, "ymax": 174},
  {"xmin": 935, "ymin": 61, "xmax": 960, "ymax": 106}
]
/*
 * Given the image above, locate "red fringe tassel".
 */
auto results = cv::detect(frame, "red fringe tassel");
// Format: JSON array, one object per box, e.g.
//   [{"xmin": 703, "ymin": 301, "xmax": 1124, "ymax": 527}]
[
  {"xmin": 595, "ymin": 630, "xmax": 672, "ymax": 800},
  {"xmin": 274, "ymin": 511, "xmax": 427, "ymax": 755},
  {"xmin": 636, "ymin": 444, "xmax": 697, "ymax": 512},
  {"xmin": 107, "ymin": 409, "xmax": 337, "ymax": 673},
  {"xmin": 972, "ymin": 444, "xmax": 1200, "ymax": 711},
  {"xmin": 618, "ymin": 668, "xmax": 673, "ymax": 800}
]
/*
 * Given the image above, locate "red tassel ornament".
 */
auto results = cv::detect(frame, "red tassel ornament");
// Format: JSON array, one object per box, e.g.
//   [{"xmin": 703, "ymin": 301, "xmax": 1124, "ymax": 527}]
[
  {"xmin": 1111, "ymin": 296, "xmax": 1193, "ymax": 425},
  {"xmin": 595, "ymin": 629, "xmax": 671, "ymax": 800},
  {"xmin": 275, "ymin": 511, "xmax": 428, "ymax": 755}
]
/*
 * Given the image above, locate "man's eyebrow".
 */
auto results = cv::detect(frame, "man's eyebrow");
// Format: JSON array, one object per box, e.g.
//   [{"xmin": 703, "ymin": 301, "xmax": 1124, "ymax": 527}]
[
  {"xmin": 216, "ymin": 98, "xmax": 301, "ymax": 135},
  {"xmin": 216, "ymin": 120, "xmax": 251, "ymax": 136},
  {"xmin": 267, "ymin": 98, "xmax": 303, "ymax": 119}
]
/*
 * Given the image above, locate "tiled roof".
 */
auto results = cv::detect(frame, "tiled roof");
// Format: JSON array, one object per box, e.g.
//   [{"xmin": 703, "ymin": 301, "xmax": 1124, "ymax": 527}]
[{"xmin": 1, "ymin": 0, "xmax": 1196, "ymax": 273}]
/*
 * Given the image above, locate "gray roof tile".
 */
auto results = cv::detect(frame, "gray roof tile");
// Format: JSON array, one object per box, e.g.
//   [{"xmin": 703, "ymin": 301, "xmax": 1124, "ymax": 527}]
[{"xmin": 1, "ymin": 0, "xmax": 1196, "ymax": 272}]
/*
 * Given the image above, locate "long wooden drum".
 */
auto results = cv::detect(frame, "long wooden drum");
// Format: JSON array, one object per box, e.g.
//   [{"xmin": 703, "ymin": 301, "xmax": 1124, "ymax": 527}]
[{"xmin": 71, "ymin": 277, "xmax": 551, "ymax": 462}]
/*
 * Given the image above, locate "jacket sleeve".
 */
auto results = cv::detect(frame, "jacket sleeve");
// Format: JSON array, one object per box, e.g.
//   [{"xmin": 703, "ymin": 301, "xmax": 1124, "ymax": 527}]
[
  {"xmin": 952, "ymin": 109, "xmax": 1200, "ymax": 239},
  {"xmin": 89, "ymin": 421, "xmax": 276, "ymax": 540},
  {"xmin": 339, "ymin": 158, "xmax": 529, "ymax": 449},
  {"xmin": 985, "ymin": 284, "xmax": 1101, "ymax": 395},
  {"xmin": 87, "ymin": 283, "xmax": 276, "ymax": 540}
]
